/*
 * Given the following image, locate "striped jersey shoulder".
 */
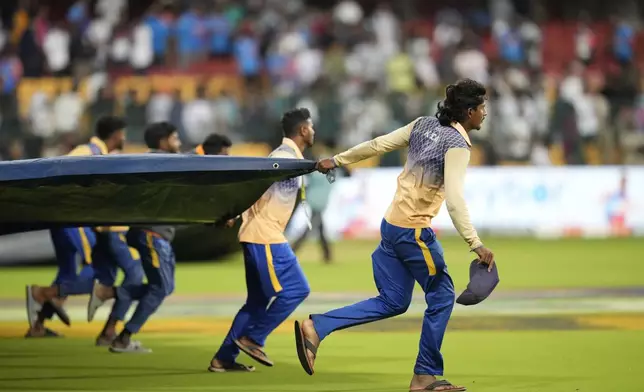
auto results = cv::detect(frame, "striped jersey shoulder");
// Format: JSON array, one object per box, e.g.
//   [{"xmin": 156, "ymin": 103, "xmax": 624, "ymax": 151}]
[
  {"xmin": 410, "ymin": 116, "xmax": 469, "ymax": 151},
  {"xmin": 268, "ymin": 144, "xmax": 301, "ymax": 192},
  {"xmin": 269, "ymin": 144, "xmax": 297, "ymax": 158}
]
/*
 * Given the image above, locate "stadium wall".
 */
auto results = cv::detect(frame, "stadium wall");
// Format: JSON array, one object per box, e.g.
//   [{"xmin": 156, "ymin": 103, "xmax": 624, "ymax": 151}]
[{"xmin": 287, "ymin": 166, "xmax": 644, "ymax": 240}]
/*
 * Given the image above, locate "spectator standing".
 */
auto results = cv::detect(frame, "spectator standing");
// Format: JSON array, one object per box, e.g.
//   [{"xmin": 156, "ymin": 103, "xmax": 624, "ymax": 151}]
[
  {"xmin": 182, "ymin": 85, "xmax": 215, "ymax": 145},
  {"xmin": 130, "ymin": 19, "xmax": 154, "ymax": 74},
  {"xmin": 52, "ymin": 84, "xmax": 84, "ymax": 136},
  {"xmin": 43, "ymin": 22, "xmax": 71, "ymax": 76},
  {"xmin": 176, "ymin": 4, "xmax": 208, "ymax": 69}
]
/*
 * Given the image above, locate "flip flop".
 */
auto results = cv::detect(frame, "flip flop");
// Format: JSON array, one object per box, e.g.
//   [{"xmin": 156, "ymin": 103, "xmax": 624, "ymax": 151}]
[
  {"xmin": 46, "ymin": 301, "xmax": 71, "ymax": 326},
  {"xmin": 207, "ymin": 362, "xmax": 256, "ymax": 373},
  {"xmin": 25, "ymin": 285, "xmax": 42, "ymax": 329},
  {"xmin": 25, "ymin": 286, "xmax": 71, "ymax": 328},
  {"xmin": 233, "ymin": 339, "xmax": 274, "ymax": 367},
  {"xmin": 95, "ymin": 334, "xmax": 117, "ymax": 347},
  {"xmin": 109, "ymin": 340, "xmax": 152, "ymax": 354},
  {"xmin": 411, "ymin": 380, "xmax": 467, "ymax": 391},
  {"xmin": 24, "ymin": 327, "xmax": 63, "ymax": 338},
  {"xmin": 87, "ymin": 280, "xmax": 106, "ymax": 322},
  {"xmin": 294, "ymin": 320, "xmax": 318, "ymax": 376}
]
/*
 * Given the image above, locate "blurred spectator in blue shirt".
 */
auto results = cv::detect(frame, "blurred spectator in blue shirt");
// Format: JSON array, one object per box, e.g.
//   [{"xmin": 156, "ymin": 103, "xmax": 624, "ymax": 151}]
[
  {"xmin": 145, "ymin": 4, "xmax": 174, "ymax": 65},
  {"xmin": 613, "ymin": 17, "xmax": 635, "ymax": 65},
  {"xmin": 495, "ymin": 19, "xmax": 525, "ymax": 65},
  {"xmin": 208, "ymin": 2, "xmax": 232, "ymax": 57},
  {"xmin": 176, "ymin": 4, "xmax": 208, "ymax": 68},
  {"xmin": 265, "ymin": 50, "xmax": 290, "ymax": 88},
  {"xmin": 0, "ymin": 47, "xmax": 23, "ymax": 94},
  {"xmin": 234, "ymin": 24, "xmax": 262, "ymax": 84},
  {"xmin": 67, "ymin": 0, "xmax": 90, "ymax": 33}
]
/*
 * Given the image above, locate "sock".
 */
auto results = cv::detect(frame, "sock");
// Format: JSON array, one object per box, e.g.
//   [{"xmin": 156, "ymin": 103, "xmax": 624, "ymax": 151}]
[
  {"xmin": 36, "ymin": 311, "xmax": 46, "ymax": 324},
  {"xmin": 38, "ymin": 302, "xmax": 56, "ymax": 322},
  {"xmin": 117, "ymin": 328, "xmax": 132, "ymax": 345}
]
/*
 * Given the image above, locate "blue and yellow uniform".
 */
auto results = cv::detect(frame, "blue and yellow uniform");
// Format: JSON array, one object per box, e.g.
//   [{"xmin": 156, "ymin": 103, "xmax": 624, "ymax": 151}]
[
  {"xmin": 55, "ymin": 138, "xmax": 143, "ymax": 302},
  {"xmin": 50, "ymin": 137, "xmax": 105, "ymax": 288},
  {"xmin": 310, "ymin": 117, "xmax": 482, "ymax": 376},
  {"xmin": 215, "ymin": 137, "xmax": 311, "ymax": 363},
  {"xmin": 49, "ymin": 226, "xmax": 96, "ymax": 286},
  {"xmin": 111, "ymin": 149, "xmax": 176, "ymax": 334},
  {"xmin": 111, "ymin": 225, "xmax": 175, "ymax": 334},
  {"xmin": 110, "ymin": 226, "xmax": 175, "ymax": 334}
]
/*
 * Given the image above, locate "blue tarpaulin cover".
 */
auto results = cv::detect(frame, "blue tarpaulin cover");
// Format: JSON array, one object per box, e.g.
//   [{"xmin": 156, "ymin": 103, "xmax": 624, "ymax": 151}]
[{"xmin": 0, "ymin": 154, "xmax": 315, "ymax": 235}]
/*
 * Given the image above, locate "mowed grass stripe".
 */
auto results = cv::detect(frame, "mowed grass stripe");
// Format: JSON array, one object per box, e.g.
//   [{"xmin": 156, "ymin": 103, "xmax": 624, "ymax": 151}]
[
  {"xmin": 0, "ymin": 330, "xmax": 643, "ymax": 392},
  {"xmin": 2, "ymin": 313, "xmax": 644, "ymax": 338},
  {"xmin": 1, "ymin": 237, "xmax": 643, "ymax": 300}
]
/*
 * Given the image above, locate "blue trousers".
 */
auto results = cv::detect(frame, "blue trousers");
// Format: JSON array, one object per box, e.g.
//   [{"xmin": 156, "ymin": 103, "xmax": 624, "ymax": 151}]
[
  {"xmin": 50, "ymin": 227, "xmax": 96, "ymax": 285},
  {"xmin": 58, "ymin": 231, "xmax": 143, "ymax": 312},
  {"xmin": 113, "ymin": 230, "xmax": 175, "ymax": 334},
  {"xmin": 311, "ymin": 219, "xmax": 455, "ymax": 376},
  {"xmin": 215, "ymin": 242, "xmax": 310, "ymax": 363}
]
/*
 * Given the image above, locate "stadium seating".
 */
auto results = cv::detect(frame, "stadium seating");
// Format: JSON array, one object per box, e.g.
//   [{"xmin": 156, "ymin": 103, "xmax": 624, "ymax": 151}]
[{"xmin": 17, "ymin": 75, "xmax": 246, "ymax": 118}]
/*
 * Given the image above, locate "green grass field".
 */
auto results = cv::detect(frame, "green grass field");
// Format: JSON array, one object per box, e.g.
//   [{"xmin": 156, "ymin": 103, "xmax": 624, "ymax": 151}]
[
  {"xmin": 0, "ymin": 237, "xmax": 643, "ymax": 392},
  {"xmin": 1, "ymin": 237, "xmax": 643, "ymax": 298},
  {"xmin": 1, "ymin": 331, "xmax": 643, "ymax": 391}
]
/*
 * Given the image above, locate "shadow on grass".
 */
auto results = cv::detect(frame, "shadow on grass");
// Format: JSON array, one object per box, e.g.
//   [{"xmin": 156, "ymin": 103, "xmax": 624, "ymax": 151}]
[
  {"xmin": 0, "ymin": 361, "xmax": 590, "ymax": 392},
  {"xmin": 0, "ymin": 359, "xmax": 405, "ymax": 392}
]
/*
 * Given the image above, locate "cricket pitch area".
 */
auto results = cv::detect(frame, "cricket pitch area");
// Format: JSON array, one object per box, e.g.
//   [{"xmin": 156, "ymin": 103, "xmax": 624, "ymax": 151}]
[{"xmin": 0, "ymin": 238, "xmax": 643, "ymax": 392}]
